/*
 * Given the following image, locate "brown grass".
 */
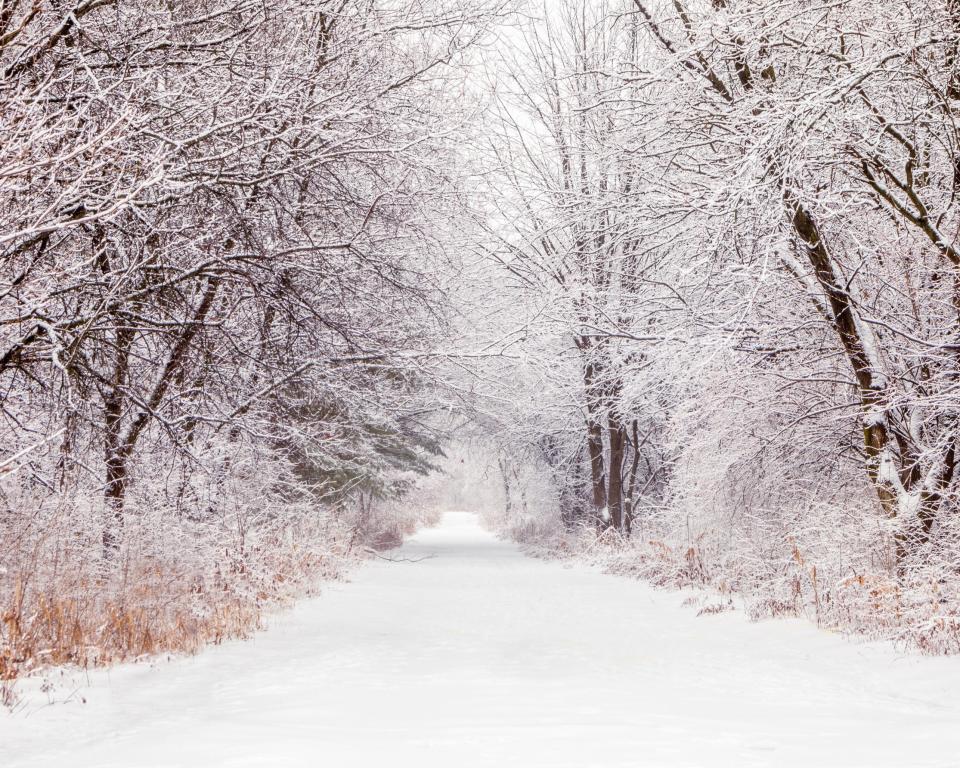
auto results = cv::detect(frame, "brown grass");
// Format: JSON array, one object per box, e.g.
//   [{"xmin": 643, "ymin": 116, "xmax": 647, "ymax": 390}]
[
  {"xmin": 1, "ymin": 572, "xmax": 262, "ymax": 682},
  {"xmin": 506, "ymin": 515, "xmax": 960, "ymax": 654},
  {"xmin": 0, "ymin": 531, "xmax": 354, "ymax": 709}
]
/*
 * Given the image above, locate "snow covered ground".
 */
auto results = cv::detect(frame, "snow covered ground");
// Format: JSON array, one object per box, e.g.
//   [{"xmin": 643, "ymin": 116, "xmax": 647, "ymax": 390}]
[{"xmin": 4, "ymin": 511, "xmax": 960, "ymax": 768}]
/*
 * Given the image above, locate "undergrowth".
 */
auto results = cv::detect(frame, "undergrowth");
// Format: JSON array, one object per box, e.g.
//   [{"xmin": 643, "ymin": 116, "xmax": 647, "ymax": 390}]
[
  {"xmin": 1, "ymin": 496, "xmax": 437, "ymax": 707},
  {"xmin": 489, "ymin": 504, "xmax": 960, "ymax": 655}
]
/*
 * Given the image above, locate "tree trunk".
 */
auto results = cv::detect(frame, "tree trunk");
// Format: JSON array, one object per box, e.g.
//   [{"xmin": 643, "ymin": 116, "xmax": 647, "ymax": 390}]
[
  {"xmin": 498, "ymin": 456, "xmax": 513, "ymax": 519},
  {"xmin": 102, "ymin": 451, "xmax": 128, "ymax": 553},
  {"xmin": 101, "ymin": 315, "xmax": 135, "ymax": 556},
  {"xmin": 607, "ymin": 417, "xmax": 626, "ymax": 532},
  {"xmin": 623, "ymin": 419, "xmax": 642, "ymax": 534},
  {"xmin": 100, "ymin": 277, "xmax": 220, "ymax": 554},
  {"xmin": 786, "ymin": 190, "xmax": 913, "ymax": 569},
  {"xmin": 582, "ymin": 357, "xmax": 608, "ymax": 522}
]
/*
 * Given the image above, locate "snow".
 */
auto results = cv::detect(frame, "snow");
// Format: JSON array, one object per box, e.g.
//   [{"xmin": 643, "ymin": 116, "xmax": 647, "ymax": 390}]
[{"xmin": 5, "ymin": 511, "xmax": 960, "ymax": 768}]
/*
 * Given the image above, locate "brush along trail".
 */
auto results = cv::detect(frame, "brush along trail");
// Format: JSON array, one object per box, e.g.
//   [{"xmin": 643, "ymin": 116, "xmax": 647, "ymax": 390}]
[{"xmin": 4, "ymin": 512, "xmax": 960, "ymax": 767}]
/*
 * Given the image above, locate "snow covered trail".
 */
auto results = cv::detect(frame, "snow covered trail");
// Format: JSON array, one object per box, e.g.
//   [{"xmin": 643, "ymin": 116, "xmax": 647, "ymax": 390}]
[{"xmin": 5, "ymin": 512, "xmax": 960, "ymax": 768}]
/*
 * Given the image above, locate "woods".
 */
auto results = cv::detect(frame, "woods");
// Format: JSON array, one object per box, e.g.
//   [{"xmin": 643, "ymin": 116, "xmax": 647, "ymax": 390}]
[
  {"xmin": 0, "ymin": 0, "xmax": 497, "ymax": 682},
  {"xmin": 6, "ymin": 0, "xmax": 960, "ymax": 690},
  {"xmin": 474, "ymin": 0, "xmax": 960, "ymax": 650}
]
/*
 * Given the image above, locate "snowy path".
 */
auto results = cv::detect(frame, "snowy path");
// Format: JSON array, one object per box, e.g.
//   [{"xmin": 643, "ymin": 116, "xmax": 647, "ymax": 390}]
[{"xmin": 5, "ymin": 512, "xmax": 960, "ymax": 768}]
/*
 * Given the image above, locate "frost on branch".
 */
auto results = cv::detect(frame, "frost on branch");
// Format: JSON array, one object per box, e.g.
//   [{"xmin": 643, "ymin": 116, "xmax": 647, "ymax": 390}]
[
  {"xmin": 0, "ymin": 0, "xmax": 497, "ymax": 686},
  {"xmin": 466, "ymin": 0, "xmax": 960, "ymax": 654}
]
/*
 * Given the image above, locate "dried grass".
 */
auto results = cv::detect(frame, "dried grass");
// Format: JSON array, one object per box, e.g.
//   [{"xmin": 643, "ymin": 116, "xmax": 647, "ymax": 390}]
[
  {"xmin": 0, "ymin": 491, "xmax": 435, "ymax": 706},
  {"xmin": 0, "ymin": 540, "xmax": 346, "ymax": 694},
  {"xmin": 501, "ymin": 504, "xmax": 960, "ymax": 655}
]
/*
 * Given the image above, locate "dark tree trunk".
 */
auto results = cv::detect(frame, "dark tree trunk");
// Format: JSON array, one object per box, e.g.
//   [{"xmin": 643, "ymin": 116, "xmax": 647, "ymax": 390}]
[
  {"xmin": 102, "ymin": 452, "xmax": 128, "ymax": 553},
  {"xmin": 623, "ymin": 419, "xmax": 642, "ymax": 534},
  {"xmin": 101, "ymin": 314, "xmax": 135, "ymax": 555},
  {"xmin": 582, "ymin": 357, "xmax": 608, "ymax": 523},
  {"xmin": 607, "ymin": 417, "xmax": 626, "ymax": 532}
]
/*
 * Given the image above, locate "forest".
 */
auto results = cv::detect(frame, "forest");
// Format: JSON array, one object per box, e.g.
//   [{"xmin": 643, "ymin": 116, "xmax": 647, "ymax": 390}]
[{"xmin": 5, "ymin": 0, "xmax": 960, "ymax": 694}]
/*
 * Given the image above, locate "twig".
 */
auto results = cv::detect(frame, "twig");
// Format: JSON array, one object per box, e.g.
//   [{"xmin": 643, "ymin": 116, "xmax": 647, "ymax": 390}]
[{"xmin": 364, "ymin": 548, "xmax": 435, "ymax": 564}]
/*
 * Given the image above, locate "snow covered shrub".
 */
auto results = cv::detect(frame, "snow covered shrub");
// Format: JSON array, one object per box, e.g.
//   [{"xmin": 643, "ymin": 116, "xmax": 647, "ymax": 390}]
[
  {"xmin": 2, "ymin": 475, "xmax": 316, "ymax": 685},
  {"xmin": 0, "ymin": 433, "xmax": 438, "ymax": 693},
  {"xmin": 485, "ymin": 345, "xmax": 960, "ymax": 651}
]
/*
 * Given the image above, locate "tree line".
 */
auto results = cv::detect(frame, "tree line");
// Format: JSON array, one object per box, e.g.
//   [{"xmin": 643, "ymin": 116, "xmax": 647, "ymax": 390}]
[{"xmin": 474, "ymin": 0, "xmax": 960, "ymax": 640}]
